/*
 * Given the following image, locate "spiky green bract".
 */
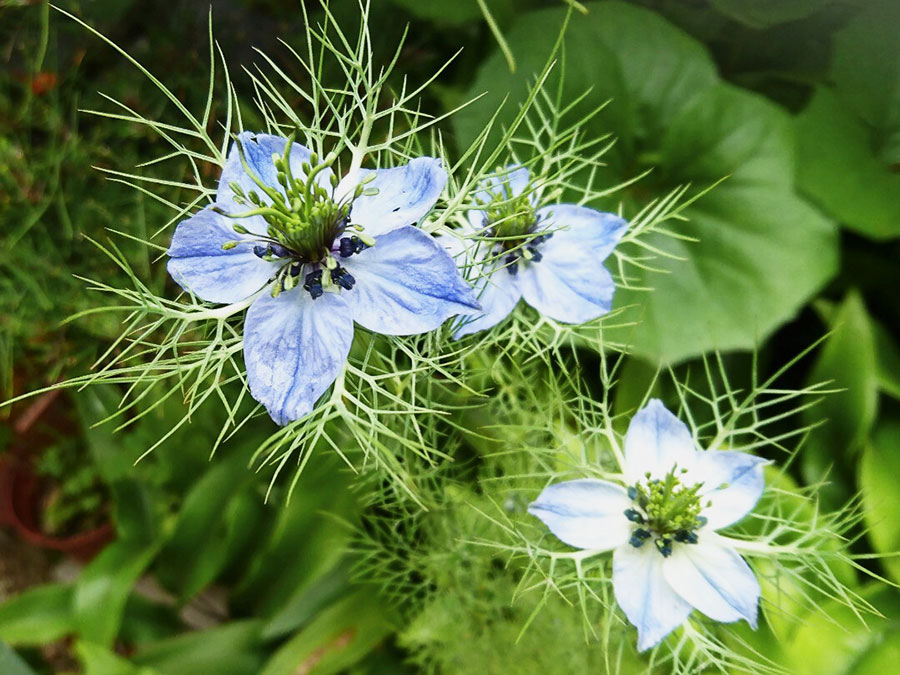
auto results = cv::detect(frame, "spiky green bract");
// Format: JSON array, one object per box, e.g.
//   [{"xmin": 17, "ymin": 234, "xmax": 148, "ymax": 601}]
[{"xmin": 349, "ymin": 342, "xmax": 882, "ymax": 674}]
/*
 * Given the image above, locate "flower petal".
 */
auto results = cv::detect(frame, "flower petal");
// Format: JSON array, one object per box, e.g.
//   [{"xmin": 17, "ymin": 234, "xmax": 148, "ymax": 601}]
[
  {"xmin": 217, "ymin": 132, "xmax": 332, "ymax": 230},
  {"xmin": 613, "ymin": 544, "xmax": 693, "ymax": 652},
  {"xmin": 537, "ymin": 204, "xmax": 627, "ymax": 263},
  {"xmin": 474, "ymin": 164, "xmax": 532, "ymax": 205},
  {"xmin": 167, "ymin": 206, "xmax": 276, "ymax": 304},
  {"xmin": 516, "ymin": 205, "xmax": 626, "ymax": 324},
  {"xmin": 244, "ymin": 288, "xmax": 353, "ymax": 425},
  {"xmin": 623, "ymin": 399, "xmax": 697, "ymax": 484},
  {"xmin": 452, "ymin": 258, "xmax": 522, "ymax": 338},
  {"xmin": 340, "ymin": 226, "xmax": 480, "ymax": 335},
  {"xmin": 348, "ymin": 157, "xmax": 447, "ymax": 237},
  {"xmin": 662, "ymin": 536, "xmax": 760, "ymax": 627},
  {"xmin": 527, "ymin": 479, "xmax": 633, "ymax": 551},
  {"xmin": 688, "ymin": 451, "xmax": 769, "ymax": 530}
]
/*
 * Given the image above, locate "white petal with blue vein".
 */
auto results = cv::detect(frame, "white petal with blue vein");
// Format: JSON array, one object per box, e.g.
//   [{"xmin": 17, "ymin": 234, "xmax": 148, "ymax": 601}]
[
  {"xmin": 243, "ymin": 289, "xmax": 353, "ymax": 425},
  {"xmin": 687, "ymin": 450, "xmax": 769, "ymax": 530},
  {"xmin": 613, "ymin": 544, "xmax": 693, "ymax": 652},
  {"xmin": 623, "ymin": 399, "xmax": 697, "ymax": 484},
  {"xmin": 167, "ymin": 206, "xmax": 276, "ymax": 304},
  {"xmin": 340, "ymin": 226, "xmax": 480, "ymax": 335},
  {"xmin": 347, "ymin": 157, "xmax": 447, "ymax": 237},
  {"xmin": 527, "ymin": 479, "xmax": 633, "ymax": 551},
  {"xmin": 662, "ymin": 535, "xmax": 760, "ymax": 626}
]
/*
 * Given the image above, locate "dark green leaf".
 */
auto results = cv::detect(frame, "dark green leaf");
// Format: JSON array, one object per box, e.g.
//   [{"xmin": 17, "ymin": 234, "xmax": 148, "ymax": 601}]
[
  {"xmin": 708, "ymin": 0, "xmax": 830, "ymax": 28},
  {"xmin": 132, "ymin": 620, "xmax": 265, "ymax": 675},
  {"xmin": 860, "ymin": 419, "xmax": 900, "ymax": 584}
]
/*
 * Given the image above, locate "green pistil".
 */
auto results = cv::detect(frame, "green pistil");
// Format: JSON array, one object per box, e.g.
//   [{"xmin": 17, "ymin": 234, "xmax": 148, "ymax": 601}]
[
  {"xmin": 482, "ymin": 188, "xmax": 538, "ymax": 248},
  {"xmin": 226, "ymin": 134, "xmax": 366, "ymax": 264},
  {"xmin": 625, "ymin": 468, "xmax": 709, "ymax": 557}
]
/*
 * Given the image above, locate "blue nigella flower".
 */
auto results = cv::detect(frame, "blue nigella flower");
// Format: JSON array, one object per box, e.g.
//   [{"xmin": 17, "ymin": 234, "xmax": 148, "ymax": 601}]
[
  {"xmin": 445, "ymin": 165, "xmax": 628, "ymax": 337},
  {"xmin": 167, "ymin": 132, "xmax": 479, "ymax": 424},
  {"xmin": 528, "ymin": 399, "xmax": 767, "ymax": 652}
]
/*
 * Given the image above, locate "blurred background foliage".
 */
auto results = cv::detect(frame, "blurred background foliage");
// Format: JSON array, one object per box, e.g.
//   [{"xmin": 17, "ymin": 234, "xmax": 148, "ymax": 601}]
[{"xmin": 1, "ymin": 0, "xmax": 898, "ymax": 672}]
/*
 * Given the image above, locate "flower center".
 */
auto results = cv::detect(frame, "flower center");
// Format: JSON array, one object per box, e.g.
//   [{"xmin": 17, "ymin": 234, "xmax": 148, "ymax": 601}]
[
  {"xmin": 623, "ymin": 468, "xmax": 708, "ymax": 557},
  {"xmin": 219, "ymin": 135, "xmax": 376, "ymax": 300},
  {"xmin": 478, "ymin": 186, "xmax": 550, "ymax": 276}
]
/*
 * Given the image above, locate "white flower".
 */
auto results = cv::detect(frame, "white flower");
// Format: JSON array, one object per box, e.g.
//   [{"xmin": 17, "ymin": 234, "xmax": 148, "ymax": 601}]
[{"xmin": 528, "ymin": 399, "xmax": 768, "ymax": 651}]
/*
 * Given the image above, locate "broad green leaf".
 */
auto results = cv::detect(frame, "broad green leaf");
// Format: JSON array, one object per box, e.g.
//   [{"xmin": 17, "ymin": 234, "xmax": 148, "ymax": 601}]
[
  {"xmin": 0, "ymin": 584, "xmax": 74, "ymax": 646},
  {"xmin": 709, "ymin": 0, "xmax": 830, "ymax": 28},
  {"xmin": 0, "ymin": 641, "xmax": 38, "ymax": 675},
  {"xmin": 384, "ymin": 0, "xmax": 487, "ymax": 24},
  {"xmin": 132, "ymin": 620, "xmax": 265, "ymax": 675},
  {"xmin": 260, "ymin": 592, "xmax": 392, "ymax": 675},
  {"xmin": 154, "ymin": 452, "xmax": 253, "ymax": 599},
  {"xmin": 854, "ymin": 632, "xmax": 900, "ymax": 675},
  {"xmin": 454, "ymin": 1, "xmax": 836, "ymax": 363},
  {"xmin": 73, "ymin": 541, "xmax": 159, "ymax": 647},
  {"xmin": 795, "ymin": 88, "xmax": 900, "ymax": 239},
  {"xmin": 874, "ymin": 320, "xmax": 900, "ymax": 401},
  {"xmin": 860, "ymin": 419, "xmax": 900, "ymax": 584},
  {"xmin": 76, "ymin": 641, "xmax": 155, "ymax": 675},
  {"xmin": 830, "ymin": 0, "xmax": 900, "ymax": 159},
  {"xmin": 802, "ymin": 291, "xmax": 879, "ymax": 476}
]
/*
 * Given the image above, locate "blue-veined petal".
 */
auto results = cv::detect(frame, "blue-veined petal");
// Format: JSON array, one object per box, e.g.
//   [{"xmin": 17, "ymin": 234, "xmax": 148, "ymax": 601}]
[
  {"xmin": 517, "ymin": 250, "xmax": 616, "ymax": 324},
  {"xmin": 167, "ymin": 205, "xmax": 276, "ymax": 304},
  {"xmin": 537, "ymin": 204, "xmax": 627, "ymax": 263},
  {"xmin": 244, "ymin": 288, "xmax": 353, "ymax": 425},
  {"xmin": 613, "ymin": 544, "xmax": 693, "ymax": 652},
  {"xmin": 662, "ymin": 535, "xmax": 760, "ymax": 627},
  {"xmin": 347, "ymin": 157, "xmax": 447, "ymax": 237},
  {"xmin": 217, "ymin": 132, "xmax": 333, "ymax": 227},
  {"xmin": 474, "ymin": 164, "xmax": 532, "ymax": 205},
  {"xmin": 340, "ymin": 226, "xmax": 480, "ymax": 335},
  {"xmin": 623, "ymin": 399, "xmax": 697, "ymax": 484},
  {"xmin": 516, "ymin": 205, "xmax": 626, "ymax": 324},
  {"xmin": 527, "ymin": 479, "xmax": 632, "ymax": 551},
  {"xmin": 687, "ymin": 451, "xmax": 769, "ymax": 530},
  {"xmin": 452, "ymin": 257, "xmax": 522, "ymax": 338}
]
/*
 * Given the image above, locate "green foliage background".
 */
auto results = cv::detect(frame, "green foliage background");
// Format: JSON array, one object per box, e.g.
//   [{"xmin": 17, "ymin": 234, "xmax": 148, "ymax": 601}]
[{"xmin": 1, "ymin": 0, "xmax": 898, "ymax": 673}]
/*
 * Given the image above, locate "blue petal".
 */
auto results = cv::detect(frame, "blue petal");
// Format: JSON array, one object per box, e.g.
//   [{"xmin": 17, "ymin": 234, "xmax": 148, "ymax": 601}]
[
  {"xmin": 217, "ymin": 132, "xmax": 333, "ymax": 229},
  {"xmin": 537, "ymin": 204, "xmax": 627, "ymax": 263},
  {"xmin": 167, "ymin": 206, "xmax": 276, "ymax": 304},
  {"xmin": 688, "ymin": 451, "xmax": 769, "ymax": 530},
  {"xmin": 517, "ymin": 205, "xmax": 626, "ymax": 324},
  {"xmin": 527, "ymin": 479, "xmax": 632, "ymax": 551},
  {"xmin": 623, "ymin": 399, "xmax": 696, "ymax": 484},
  {"xmin": 662, "ymin": 537, "xmax": 760, "ymax": 627},
  {"xmin": 340, "ymin": 226, "xmax": 480, "ymax": 335},
  {"xmin": 613, "ymin": 544, "xmax": 693, "ymax": 652},
  {"xmin": 473, "ymin": 164, "xmax": 532, "ymax": 205},
  {"xmin": 244, "ymin": 288, "xmax": 353, "ymax": 425},
  {"xmin": 349, "ymin": 157, "xmax": 447, "ymax": 237},
  {"xmin": 452, "ymin": 257, "xmax": 522, "ymax": 338}
]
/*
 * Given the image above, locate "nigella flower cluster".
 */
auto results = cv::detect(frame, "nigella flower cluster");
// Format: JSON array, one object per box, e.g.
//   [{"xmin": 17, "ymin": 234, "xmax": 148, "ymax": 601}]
[
  {"xmin": 167, "ymin": 140, "xmax": 635, "ymax": 425},
  {"xmin": 168, "ymin": 132, "xmax": 479, "ymax": 424},
  {"xmin": 529, "ymin": 400, "xmax": 767, "ymax": 651},
  {"xmin": 444, "ymin": 165, "xmax": 628, "ymax": 337}
]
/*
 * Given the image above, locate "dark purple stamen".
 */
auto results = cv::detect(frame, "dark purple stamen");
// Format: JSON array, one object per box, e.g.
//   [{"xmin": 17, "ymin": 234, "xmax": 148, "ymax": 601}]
[
  {"xmin": 338, "ymin": 235, "xmax": 368, "ymax": 258},
  {"xmin": 303, "ymin": 269, "xmax": 324, "ymax": 299},
  {"xmin": 330, "ymin": 266, "xmax": 356, "ymax": 291}
]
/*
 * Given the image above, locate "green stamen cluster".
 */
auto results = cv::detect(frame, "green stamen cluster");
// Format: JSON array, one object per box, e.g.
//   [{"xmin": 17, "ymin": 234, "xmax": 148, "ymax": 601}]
[
  {"xmin": 482, "ymin": 188, "xmax": 539, "ymax": 249},
  {"xmin": 624, "ymin": 467, "xmax": 710, "ymax": 557}
]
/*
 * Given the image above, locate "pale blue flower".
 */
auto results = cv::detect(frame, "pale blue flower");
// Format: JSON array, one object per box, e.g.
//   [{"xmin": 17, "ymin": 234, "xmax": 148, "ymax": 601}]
[
  {"xmin": 528, "ymin": 399, "xmax": 766, "ymax": 652},
  {"xmin": 168, "ymin": 132, "xmax": 479, "ymax": 424},
  {"xmin": 446, "ymin": 165, "xmax": 627, "ymax": 337}
]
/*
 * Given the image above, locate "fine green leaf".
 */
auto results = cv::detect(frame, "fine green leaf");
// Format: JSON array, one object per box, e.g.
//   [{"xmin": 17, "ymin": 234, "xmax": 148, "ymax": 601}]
[{"xmin": 454, "ymin": 0, "xmax": 836, "ymax": 363}]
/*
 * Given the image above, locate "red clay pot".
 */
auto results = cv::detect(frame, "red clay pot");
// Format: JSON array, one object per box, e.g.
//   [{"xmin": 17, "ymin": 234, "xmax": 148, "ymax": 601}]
[{"xmin": 0, "ymin": 390, "xmax": 114, "ymax": 561}]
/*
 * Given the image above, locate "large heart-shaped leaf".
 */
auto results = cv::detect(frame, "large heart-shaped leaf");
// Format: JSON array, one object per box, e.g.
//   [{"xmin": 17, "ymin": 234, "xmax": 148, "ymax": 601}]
[
  {"xmin": 454, "ymin": 0, "xmax": 836, "ymax": 363},
  {"xmin": 708, "ymin": 0, "xmax": 831, "ymax": 28},
  {"xmin": 794, "ymin": 0, "xmax": 900, "ymax": 240}
]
